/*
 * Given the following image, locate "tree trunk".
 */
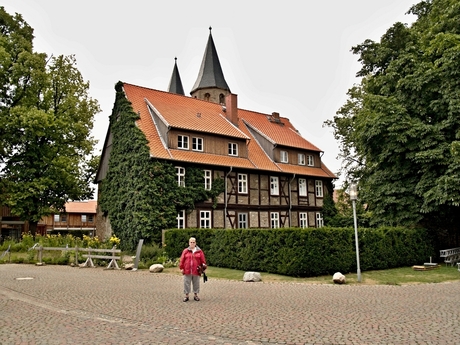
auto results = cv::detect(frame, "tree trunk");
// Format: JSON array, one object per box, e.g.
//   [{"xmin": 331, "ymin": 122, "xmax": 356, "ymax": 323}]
[{"xmin": 29, "ymin": 221, "xmax": 38, "ymax": 239}]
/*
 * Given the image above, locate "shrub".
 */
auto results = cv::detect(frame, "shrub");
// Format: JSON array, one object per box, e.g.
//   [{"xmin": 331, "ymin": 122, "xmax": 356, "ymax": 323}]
[{"xmin": 164, "ymin": 226, "xmax": 435, "ymax": 277}]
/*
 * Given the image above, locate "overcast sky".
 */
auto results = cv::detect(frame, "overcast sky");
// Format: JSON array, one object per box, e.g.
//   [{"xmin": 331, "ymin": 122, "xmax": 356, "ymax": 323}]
[{"xmin": 2, "ymin": 1, "xmax": 417, "ymax": 187}]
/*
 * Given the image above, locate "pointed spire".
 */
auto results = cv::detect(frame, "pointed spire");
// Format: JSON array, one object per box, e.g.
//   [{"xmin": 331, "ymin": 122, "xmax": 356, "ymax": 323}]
[
  {"xmin": 168, "ymin": 57, "xmax": 185, "ymax": 95},
  {"xmin": 190, "ymin": 27, "xmax": 231, "ymax": 95}
]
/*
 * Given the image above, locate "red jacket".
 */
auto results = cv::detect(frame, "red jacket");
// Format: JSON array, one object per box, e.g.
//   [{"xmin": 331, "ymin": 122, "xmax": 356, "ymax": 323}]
[{"xmin": 179, "ymin": 246, "xmax": 206, "ymax": 276}]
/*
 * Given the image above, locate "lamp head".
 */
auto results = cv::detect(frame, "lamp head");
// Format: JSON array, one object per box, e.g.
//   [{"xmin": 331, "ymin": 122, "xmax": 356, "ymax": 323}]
[{"xmin": 349, "ymin": 183, "xmax": 358, "ymax": 201}]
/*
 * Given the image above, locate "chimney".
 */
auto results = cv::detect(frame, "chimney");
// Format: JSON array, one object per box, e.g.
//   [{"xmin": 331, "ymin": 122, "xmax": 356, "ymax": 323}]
[
  {"xmin": 225, "ymin": 93, "xmax": 238, "ymax": 126},
  {"xmin": 272, "ymin": 112, "xmax": 280, "ymax": 122}
]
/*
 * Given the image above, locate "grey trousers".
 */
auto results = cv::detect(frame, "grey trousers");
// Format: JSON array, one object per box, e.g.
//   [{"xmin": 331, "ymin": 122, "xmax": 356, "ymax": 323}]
[{"xmin": 183, "ymin": 274, "xmax": 200, "ymax": 294}]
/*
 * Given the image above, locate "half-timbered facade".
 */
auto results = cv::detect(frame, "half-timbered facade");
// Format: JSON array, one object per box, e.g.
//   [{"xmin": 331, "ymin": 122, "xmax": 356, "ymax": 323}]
[{"xmin": 95, "ymin": 28, "xmax": 336, "ymax": 238}]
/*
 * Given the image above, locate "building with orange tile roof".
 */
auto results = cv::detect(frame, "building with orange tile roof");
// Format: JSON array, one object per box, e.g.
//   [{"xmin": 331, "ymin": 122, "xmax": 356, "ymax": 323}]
[
  {"xmin": 95, "ymin": 28, "xmax": 336, "ymax": 238},
  {"xmin": 1, "ymin": 201, "xmax": 97, "ymax": 240},
  {"xmin": 38, "ymin": 201, "xmax": 97, "ymax": 236}
]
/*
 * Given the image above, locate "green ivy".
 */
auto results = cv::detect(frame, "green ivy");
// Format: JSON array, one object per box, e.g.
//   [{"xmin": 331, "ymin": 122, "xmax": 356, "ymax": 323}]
[
  {"xmin": 177, "ymin": 166, "xmax": 225, "ymax": 211},
  {"xmin": 99, "ymin": 82, "xmax": 225, "ymax": 251}
]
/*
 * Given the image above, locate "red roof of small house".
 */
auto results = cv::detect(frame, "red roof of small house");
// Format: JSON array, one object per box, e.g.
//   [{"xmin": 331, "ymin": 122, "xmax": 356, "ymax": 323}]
[
  {"xmin": 64, "ymin": 201, "xmax": 97, "ymax": 214},
  {"xmin": 121, "ymin": 83, "xmax": 336, "ymax": 179}
]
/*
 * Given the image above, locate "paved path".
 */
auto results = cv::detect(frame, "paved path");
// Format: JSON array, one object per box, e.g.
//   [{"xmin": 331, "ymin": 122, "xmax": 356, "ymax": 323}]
[{"xmin": 0, "ymin": 264, "xmax": 459, "ymax": 345}]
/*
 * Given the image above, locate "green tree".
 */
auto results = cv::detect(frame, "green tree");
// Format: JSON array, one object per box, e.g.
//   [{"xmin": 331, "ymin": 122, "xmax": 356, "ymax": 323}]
[
  {"xmin": 323, "ymin": 189, "xmax": 370, "ymax": 228},
  {"xmin": 326, "ymin": 0, "xmax": 460, "ymax": 243},
  {"xmin": 0, "ymin": 7, "xmax": 46, "ymax": 162},
  {"xmin": 0, "ymin": 8, "xmax": 100, "ymax": 236}
]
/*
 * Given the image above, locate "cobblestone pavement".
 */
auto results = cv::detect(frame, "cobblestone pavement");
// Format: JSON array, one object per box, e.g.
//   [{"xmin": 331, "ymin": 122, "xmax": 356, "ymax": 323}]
[{"xmin": 1, "ymin": 264, "xmax": 460, "ymax": 345}]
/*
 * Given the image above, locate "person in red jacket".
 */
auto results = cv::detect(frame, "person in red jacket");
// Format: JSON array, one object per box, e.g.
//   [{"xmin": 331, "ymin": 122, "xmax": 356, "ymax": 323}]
[{"xmin": 179, "ymin": 237, "xmax": 206, "ymax": 302}]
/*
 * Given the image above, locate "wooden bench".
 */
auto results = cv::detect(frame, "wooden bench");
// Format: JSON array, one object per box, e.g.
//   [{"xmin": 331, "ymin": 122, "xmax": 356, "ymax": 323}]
[
  {"xmin": 81, "ymin": 246, "xmax": 121, "ymax": 269},
  {"xmin": 439, "ymin": 247, "xmax": 460, "ymax": 266}
]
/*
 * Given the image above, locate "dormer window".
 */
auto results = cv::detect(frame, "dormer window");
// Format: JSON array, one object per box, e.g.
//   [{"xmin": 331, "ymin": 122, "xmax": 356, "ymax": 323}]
[
  {"xmin": 192, "ymin": 137, "xmax": 203, "ymax": 151},
  {"xmin": 280, "ymin": 151, "xmax": 288, "ymax": 163},
  {"xmin": 298, "ymin": 153, "xmax": 305, "ymax": 165},
  {"xmin": 308, "ymin": 155, "xmax": 314, "ymax": 166},
  {"xmin": 228, "ymin": 142, "xmax": 238, "ymax": 156},
  {"xmin": 178, "ymin": 135, "xmax": 189, "ymax": 149}
]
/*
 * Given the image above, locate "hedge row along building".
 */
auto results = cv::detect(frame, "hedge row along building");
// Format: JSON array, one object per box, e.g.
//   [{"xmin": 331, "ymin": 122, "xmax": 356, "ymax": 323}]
[{"xmin": 95, "ymin": 28, "xmax": 336, "ymax": 240}]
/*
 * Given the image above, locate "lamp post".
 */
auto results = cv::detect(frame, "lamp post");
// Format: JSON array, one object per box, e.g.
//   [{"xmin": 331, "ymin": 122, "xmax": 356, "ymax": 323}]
[{"xmin": 349, "ymin": 183, "xmax": 362, "ymax": 282}]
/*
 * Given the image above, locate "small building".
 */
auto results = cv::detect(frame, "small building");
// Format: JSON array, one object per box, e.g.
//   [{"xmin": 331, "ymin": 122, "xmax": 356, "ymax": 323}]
[
  {"xmin": 0, "ymin": 206, "xmax": 31, "ymax": 240},
  {"xmin": 39, "ymin": 201, "xmax": 97, "ymax": 236}
]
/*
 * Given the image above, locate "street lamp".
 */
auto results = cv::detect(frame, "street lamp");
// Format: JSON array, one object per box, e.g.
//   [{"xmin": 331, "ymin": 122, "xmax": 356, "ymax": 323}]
[{"xmin": 349, "ymin": 183, "xmax": 362, "ymax": 282}]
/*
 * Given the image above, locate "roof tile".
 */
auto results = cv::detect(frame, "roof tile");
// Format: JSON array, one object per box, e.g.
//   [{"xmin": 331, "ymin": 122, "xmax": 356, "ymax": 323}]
[
  {"xmin": 122, "ymin": 83, "xmax": 336, "ymax": 179},
  {"xmin": 65, "ymin": 201, "xmax": 97, "ymax": 214}
]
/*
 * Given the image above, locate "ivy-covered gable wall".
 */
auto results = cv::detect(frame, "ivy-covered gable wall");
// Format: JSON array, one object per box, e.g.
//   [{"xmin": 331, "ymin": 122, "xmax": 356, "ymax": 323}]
[{"xmin": 99, "ymin": 82, "xmax": 224, "ymax": 250}]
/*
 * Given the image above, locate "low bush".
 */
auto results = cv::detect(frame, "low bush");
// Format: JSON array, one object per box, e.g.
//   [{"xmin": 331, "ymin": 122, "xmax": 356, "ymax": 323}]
[{"xmin": 164, "ymin": 226, "xmax": 435, "ymax": 277}]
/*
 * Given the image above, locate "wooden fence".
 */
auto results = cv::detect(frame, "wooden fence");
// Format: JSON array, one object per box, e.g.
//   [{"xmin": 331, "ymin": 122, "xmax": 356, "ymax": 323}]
[{"xmin": 33, "ymin": 245, "xmax": 121, "ymax": 269}]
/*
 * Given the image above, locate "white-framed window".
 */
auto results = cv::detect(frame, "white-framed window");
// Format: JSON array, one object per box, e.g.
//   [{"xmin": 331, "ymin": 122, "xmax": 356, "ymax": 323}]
[
  {"xmin": 315, "ymin": 180, "xmax": 323, "ymax": 197},
  {"xmin": 177, "ymin": 210, "xmax": 185, "ymax": 229},
  {"xmin": 204, "ymin": 170, "xmax": 212, "ymax": 190},
  {"xmin": 299, "ymin": 212, "xmax": 308, "ymax": 228},
  {"xmin": 176, "ymin": 166, "xmax": 185, "ymax": 187},
  {"xmin": 308, "ymin": 155, "xmax": 314, "ymax": 166},
  {"xmin": 228, "ymin": 142, "xmax": 238, "ymax": 156},
  {"xmin": 192, "ymin": 137, "xmax": 203, "ymax": 151},
  {"xmin": 271, "ymin": 212, "xmax": 280, "ymax": 228},
  {"xmin": 54, "ymin": 214, "xmax": 59, "ymax": 222},
  {"xmin": 316, "ymin": 212, "xmax": 324, "ymax": 228},
  {"xmin": 270, "ymin": 176, "xmax": 279, "ymax": 195},
  {"xmin": 200, "ymin": 211, "xmax": 211, "ymax": 229},
  {"xmin": 238, "ymin": 173, "xmax": 248, "ymax": 194},
  {"xmin": 299, "ymin": 178, "xmax": 307, "ymax": 196},
  {"xmin": 178, "ymin": 135, "xmax": 189, "ymax": 149},
  {"xmin": 81, "ymin": 215, "xmax": 87, "ymax": 223},
  {"xmin": 238, "ymin": 213, "xmax": 248, "ymax": 229},
  {"xmin": 298, "ymin": 153, "xmax": 305, "ymax": 165},
  {"xmin": 280, "ymin": 150, "xmax": 288, "ymax": 163}
]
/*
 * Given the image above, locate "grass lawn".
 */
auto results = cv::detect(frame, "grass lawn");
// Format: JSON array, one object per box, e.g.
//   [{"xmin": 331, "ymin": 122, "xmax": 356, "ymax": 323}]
[
  {"xmin": 3, "ymin": 250, "xmax": 459, "ymax": 285},
  {"xmin": 163, "ymin": 264, "xmax": 460, "ymax": 285}
]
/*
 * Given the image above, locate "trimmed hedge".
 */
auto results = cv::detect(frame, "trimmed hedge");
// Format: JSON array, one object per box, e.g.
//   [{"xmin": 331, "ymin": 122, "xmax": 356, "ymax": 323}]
[{"xmin": 164, "ymin": 226, "xmax": 435, "ymax": 277}]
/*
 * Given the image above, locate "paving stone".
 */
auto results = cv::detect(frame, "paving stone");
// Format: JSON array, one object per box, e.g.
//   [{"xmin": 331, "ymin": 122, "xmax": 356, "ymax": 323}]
[{"xmin": 0, "ymin": 264, "xmax": 460, "ymax": 344}]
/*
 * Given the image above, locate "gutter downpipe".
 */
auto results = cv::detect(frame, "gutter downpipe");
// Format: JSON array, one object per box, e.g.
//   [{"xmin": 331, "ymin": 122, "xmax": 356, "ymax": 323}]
[
  {"xmin": 224, "ymin": 167, "xmax": 233, "ymax": 229},
  {"xmin": 289, "ymin": 174, "xmax": 296, "ymax": 227}
]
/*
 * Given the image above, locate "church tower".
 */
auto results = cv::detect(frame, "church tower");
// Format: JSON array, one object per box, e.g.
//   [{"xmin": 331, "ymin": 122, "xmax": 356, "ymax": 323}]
[
  {"xmin": 190, "ymin": 27, "xmax": 231, "ymax": 104},
  {"xmin": 167, "ymin": 57, "xmax": 185, "ymax": 95}
]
